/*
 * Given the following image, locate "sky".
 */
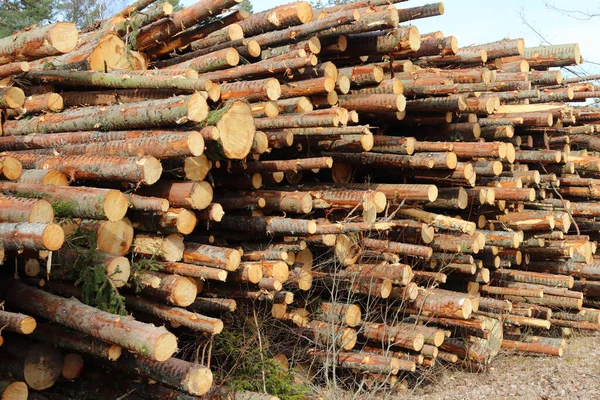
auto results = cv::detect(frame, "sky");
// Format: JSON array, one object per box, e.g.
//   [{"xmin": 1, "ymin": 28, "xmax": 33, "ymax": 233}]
[{"xmin": 178, "ymin": 0, "xmax": 600, "ymax": 77}]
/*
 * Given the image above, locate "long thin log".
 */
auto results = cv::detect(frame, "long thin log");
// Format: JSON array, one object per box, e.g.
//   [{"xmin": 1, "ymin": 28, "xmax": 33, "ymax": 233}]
[{"xmin": 3, "ymin": 281, "xmax": 177, "ymax": 361}]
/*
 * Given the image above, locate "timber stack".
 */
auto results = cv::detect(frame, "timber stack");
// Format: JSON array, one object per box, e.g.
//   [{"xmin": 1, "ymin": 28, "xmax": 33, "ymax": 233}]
[{"xmin": 0, "ymin": 0, "xmax": 599, "ymax": 397}]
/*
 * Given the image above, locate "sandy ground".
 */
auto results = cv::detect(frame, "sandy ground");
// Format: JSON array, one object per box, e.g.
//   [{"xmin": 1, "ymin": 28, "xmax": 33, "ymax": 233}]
[{"xmin": 402, "ymin": 333, "xmax": 600, "ymax": 400}]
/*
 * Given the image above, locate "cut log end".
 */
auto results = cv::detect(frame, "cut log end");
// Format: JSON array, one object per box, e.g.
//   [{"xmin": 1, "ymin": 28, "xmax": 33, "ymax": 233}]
[
  {"xmin": 266, "ymin": 78, "xmax": 282, "ymax": 101},
  {"xmin": 217, "ymin": 100, "xmax": 257, "ymax": 160},
  {"xmin": 188, "ymin": 92, "xmax": 210, "ymax": 123},
  {"xmin": 29, "ymin": 200, "xmax": 54, "ymax": 223},
  {"xmin": 1, "ymin": 156, "xmax": 23, "ymax": 180},
  {"xmin": 153, "ymin": 333, "xmax": 179, "ymax": 362},
  {"xmin": 49, "ymin": 22, "xmax": 79, "ymax": 54},
  {"xmin": 18, "ymin": 315, "xmax": 37, "ymax": 334},
  {"xmin": 42, "ymin": 224, "xmax": 65, "ymax": 251},
  {"xmin": 408, "ymin": 25, "xmax": 422, "ymax": 52},
  {"xmin": 61, "ymin": 353, "xmax": 84, "ymax": 380},
  {"xmin": 139, "ymin": 156, "xmax": 163, "ymax": 185},
  {"xmin": 106, "ymin": 256, "xmax": 131, "ymax": 288},
  {"xmin": 247, "ymin": 40, "xmax": 262, "ymax": 58},
  {"xmin": 185, "ymin": 365, "xmax": 214, "ymax": 396},
  {"xmin": 187, "ymin": 131, "xmax": 206, "ymax": 156},
  {"xmin": 226, "ymin": 47, "xmax": 240, "ymax": 66},
  {"xmin": 1, "ymin": 381, "xmax": 27, "ymax": 400},
  {"xmin": 191, "ymin": 181, "xmax": 214, "ymax": 210},
  {"xmin": 108, "ymin": 344, "xmax": 122, "ymax": 361},
  {"xmin": 2, "ymin": 87, "xmax": 25, "ymax": 109},
  {"xmin": 24, "ymin": 344, "xmax": 62, "ymax": 390},
  {"xmin": 104, "ymin": 190, "xmax": 129, "ymax": 221}
]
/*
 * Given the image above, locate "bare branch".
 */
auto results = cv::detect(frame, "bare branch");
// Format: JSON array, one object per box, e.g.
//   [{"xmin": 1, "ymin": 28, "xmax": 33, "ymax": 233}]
[{"xmin": 544, "ymin": 1, "xmax": 600, "ymax": 20}]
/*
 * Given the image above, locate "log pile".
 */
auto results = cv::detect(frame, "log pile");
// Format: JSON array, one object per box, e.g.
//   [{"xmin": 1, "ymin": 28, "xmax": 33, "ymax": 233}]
[{"xmin": 1, "ymin": 0, "xmax": 600, "ymax": 397}]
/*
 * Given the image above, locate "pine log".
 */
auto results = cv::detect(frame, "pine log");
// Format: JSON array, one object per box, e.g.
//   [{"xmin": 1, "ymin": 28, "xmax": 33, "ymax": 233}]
[
  {"xmin": 0, "ymin": 23, "xmax": 78, "ymax": 65},
  {"xmin": 215, "ymin": 215, "xmax": 317, "ymax": 235},
  {"xmin": 132, "ymin": 0, "xmax": 243, "ymax": 50},
  {"xmin": 0, "ymin": 61, "xmax": 29, "ymax": 78},
  {"xmin": 129, "ymin": 222, "xmax": 185, "ymax": 256},
  {"xmin": 125, "ymin": 295, "xmax": 223, "ymax": 334},
  {"xmin": 136, "ymin": 181, "xmax": 213, "ymax": 210},
  {"xmin": 3, "ymin": 281, "xmax": 177, "ymax": 361},
  {"xmin": 6, "ymin": 153, "xmax": 162, "ymax": 185},
  {"xmin": 0, "ymin": 222, "xmax": 63, "ymax": 251},
  {"xmin": 2, "ymin": 94, "xmax": 208, "ymax": 136},
  {"xmin": 0, "ymin": 86, "xmax": 25, "ymax": 109},
  {"xmin": 0, "ymin": 310, "xmax": 36, "ymax": 335},
  {"xmin": 0, "ymin": 183, "xmax": 127, "ymax": 221},
  {"xmin": 116, "ymin": 354, "xmax": 212, "ymax": 395},
  {"xmin": 183, "ymin": 243, "xmax": 241, "ymax": 271},
  {"xmin": 30, "ymin": 323, "xmax": 121, "ymax": 361}
]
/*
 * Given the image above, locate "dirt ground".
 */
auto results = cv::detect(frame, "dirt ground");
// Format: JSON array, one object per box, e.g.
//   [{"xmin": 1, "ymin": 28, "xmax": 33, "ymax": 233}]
[{"xmin": 402, "ymin": 332, "xmax": 600, "ymax": 400}]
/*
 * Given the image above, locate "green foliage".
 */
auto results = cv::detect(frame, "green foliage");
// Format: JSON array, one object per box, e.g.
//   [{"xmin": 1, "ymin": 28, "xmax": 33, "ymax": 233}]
[
  {"xmin": 0, "ymin": 0, "xmax": 57, "ymax": 38},
  {"xmin": 129, "ymin": 256, "xmax": 163, "ymax": 293},
  {"xmin": 212, "ymin": 309, "xmax": 310, "ymax": 400},
  {"xmin": 67, "ymin": 228, "xmax": 127, "ymax": 315},
  {"xmin": 58, "ymin": 0, "xmax": 126, "ymax": 29}
]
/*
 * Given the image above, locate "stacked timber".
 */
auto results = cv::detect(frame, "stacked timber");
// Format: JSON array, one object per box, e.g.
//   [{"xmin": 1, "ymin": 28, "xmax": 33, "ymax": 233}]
[{"xmin": 1, "ymin": 0, "xmax": 600, "ymax": 398}]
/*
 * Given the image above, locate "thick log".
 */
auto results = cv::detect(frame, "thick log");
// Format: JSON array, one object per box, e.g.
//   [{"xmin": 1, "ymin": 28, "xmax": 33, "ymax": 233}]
[
  {"xmin": 0, "ymin": 23, "xmax": 78, "ymax": 65},
  {"xmin": 319, "ymin": 302, "xmax": 361, "ymax": 327},
  {"xmin": 137, "ymin": 181, "xmax": 213, "ymax": 210},
  {"xmin": 0, "ymin": 195, "xmax": 53, "ymax": 223},
  {"xmin": 3, "ymin": 281, "xmax": 177, "ymax": 361},
  {"xmin": 136, "ymin": 271, "xmax": 198, "ymax": 307}
]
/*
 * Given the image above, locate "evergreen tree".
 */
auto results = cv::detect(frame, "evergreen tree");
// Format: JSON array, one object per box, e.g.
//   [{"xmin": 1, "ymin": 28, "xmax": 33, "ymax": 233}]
[
  {"xmin": 0, "ymin": 0, "xmax": 57, "ymax": 37},
  {"xmin": 239, "ymin": 0, "xmax": 253, "ymax": 14}
]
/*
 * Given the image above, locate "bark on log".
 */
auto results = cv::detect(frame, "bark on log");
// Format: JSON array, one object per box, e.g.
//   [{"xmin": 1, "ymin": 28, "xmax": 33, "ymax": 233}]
[
  {"xmin": 3, "ymin": 281, "xmax": 177, "ymax": 361},
  {"xmin": 2, "ymin": 94, "xmax": 208, "ymax": 136}
]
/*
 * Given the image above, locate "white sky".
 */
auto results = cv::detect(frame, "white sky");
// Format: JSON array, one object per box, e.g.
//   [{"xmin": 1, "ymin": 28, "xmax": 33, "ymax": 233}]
[{"xmin": 179, "ymin": 0, "xmax": 600, "ymax": 77}]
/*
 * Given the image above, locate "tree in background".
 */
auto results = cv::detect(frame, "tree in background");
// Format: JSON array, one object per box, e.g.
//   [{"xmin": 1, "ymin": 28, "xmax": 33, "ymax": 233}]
[
  {"xmin": 239, "ymin": 0, "xmax": 253, "ymax": 14},
  {"xmin": 309, "ymin": 0, "xmax": 348, "ymax": 9},
  {"xmin": 57, "ymin": 0, "xmax": 127, "ymax": 29},
  {"xmin": 0, "ymin": 0, "xmax": 57, "ymax": 37}
]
